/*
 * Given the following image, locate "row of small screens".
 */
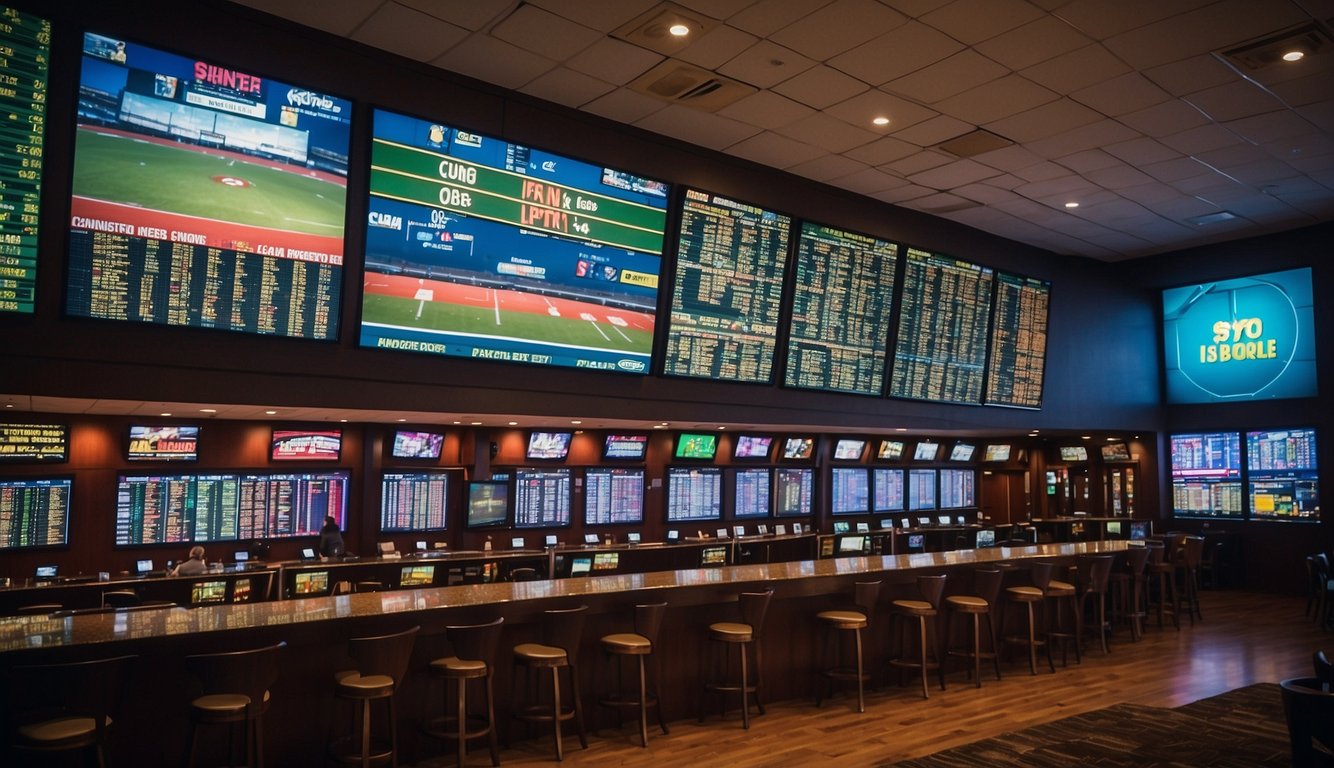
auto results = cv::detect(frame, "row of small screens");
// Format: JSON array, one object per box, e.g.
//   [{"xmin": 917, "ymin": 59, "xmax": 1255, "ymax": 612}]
[
  {"xmin": 1169, "ymin": 427, "xmax": 1320, "ymax": 522},
  {"xmin": 0, "ymin": 424, "xmax": 350, "ymax": 463},
  {"xmin": 3, "ymin": 18, "xmax": 1049, "ymax": 407}
]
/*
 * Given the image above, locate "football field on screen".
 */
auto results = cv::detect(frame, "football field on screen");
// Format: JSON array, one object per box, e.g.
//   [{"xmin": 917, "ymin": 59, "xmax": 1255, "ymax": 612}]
[
  {"xmin": 362, "ymin": 276, "xmax": 655, "ymax": 354},
  {"xmin": 72, "ymin": 127, "xmax": 346, "ymax": 236}
]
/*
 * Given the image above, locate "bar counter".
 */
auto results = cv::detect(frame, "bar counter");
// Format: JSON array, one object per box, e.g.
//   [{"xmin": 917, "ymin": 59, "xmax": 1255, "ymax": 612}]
[{"xmin": 0, "ymin": 541, "xmax": 1129, "ymax": 765}]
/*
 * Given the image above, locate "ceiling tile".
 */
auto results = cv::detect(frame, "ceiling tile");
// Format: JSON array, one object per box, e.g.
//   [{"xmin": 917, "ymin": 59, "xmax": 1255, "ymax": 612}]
[
  {"xmin": 1013, "ymin": 174, "xmax": 1097, "ymax": 200},
  {"xmin": 717, "ymin": 90, "xmax": 817, "ymax": 128},
  {"xmin": 919, "ymin": 0, "xmax": 1044, "ymax": 45},
  {"xmin": 825, "ymin": 89, "xmax": 938, "ymax": 132},
  {"xmin": 718, "ymin": 40, "xmax": 817, "ymax": 88},
  {"xmin": 1103, "ymin": 137, "xmax": 1181, "ymax": 165},
  {"xmin": 519, "ymin": 68, "xmax": 615, "ymax": 108},
  {"xmin": 1158, "ymin": 124, "xmax": 1245, "ymax": 156},
  {"xmin": 869, "ymin": 182, "xmax": 936, "ymax": 202},
  {"xmin": 1084, "ymin": 164, "xmax": 1155, "ymax": 189},
  {"xmin": 971, "ymin": 144, "xmax": 1046, "ymax": 172},
  {"xmin": 770, "ymin": 0, "xmax": 907, "ymax": 61},
  {"xmin": 1118, "ymin": 181, "xmax": 1189, "ymax": 204},
  {"xmin": 491, "ymin": 4, "xmax": 602, "ymax": 61},
  {"xmin": 351, "ymin": 2, "xmax": 469, "ymax": 62},
  {"xmin": 1117, "ymin": 100, "xmax": 1211, "ymax": 138},
  {"xmin": 1010, "ymin": 160, "xmax": 1072, "ymax": 182},
  {"xmin": 900, "ymin": 192, "xmax": 980, "ymax": 213},
  {"xmin": 883, "ymin": 149, "xmax": 953, "ymax": 175},
  {"xmin": 1141, "ymin": 54, "xmax": 1237, "ymax": 97},
  {"xmin": 832, "ymin": 167, "xmax": 911, "ymax": 194},
  {"xmin": 234, "ymin": 0, "xmax": 380, "ymax": 35},
  {"xmin": 581, "ymin": 87, "xmax": 669, "ymax": 123},
  {"xmin": 952, "ymin": 182, "xmax": 1021, "ymax": 204},
  {"xmin": 1225, "ymin": 110, "xmax": 1318, "ymax": 146},
  {"xmin": 1070, "ymin": 72, "xmax": 1170, "ymax": 117},
  {"xmin": 884, "ymin": 50, "xmax": 1008, "ymax": 103},
  {"xmin": 434, "ymin": 34, "xmax": 555, "ymax": 89},
  {"xmin": 679, "ymin": 0, "xmax": 758, "ymax": 18},
  {"xmin": 725, "ymin": 131, "xmax": 829, "ymax": 167},
  {"xmin": 675, "ymin": 24, "xmax": 759, "ymax": 70},
  {"xmin": 1182, "ymin": 80, "xmax": 1287, "ymax": 123},
  {"xmin": 1025, "ymin": 119, "xmax": 1141, "ymax": 159},
  {"xmin": 1262, "ymin": 133, "xmax": 1334, "ymax": 164},
  {"xmin": 772, "ymin": 66, "xmax": 871, "ymax": 109},
  {"xmin": 892, "ymin": 114, "xmax": 974, "ymax": 146},
  {"xmin": 879, "ymin": 0, "xmax": 955, "ymax": 17},
  {"xmin": 1055, "ymin": 149, "xmax": 1123, "ymax": 174},
  {"xmin": 1051, "ymin": 0, "xmax": 1216, "ymax": 39},
  {"xmin": 774, "ymin": 112, "xmax": 881, "ymax": 152},
  {"xmin": 984, "ymin": 98, "xmax": 1104, "ymax": 143},
  {"xmin": 1192, "ymin": 142, "xmax": 1271, "ymax": 170},
  {"xmin": 1103, "ymin": 0, "xmax": 1308, "ymax": 70},
  {"xmin": 827, "ymin": 21, "xmax": 963, "ymax": 85},
  {"xmin": 980, "ymin": 172, "xmax": 1025, "ymax": 189},
  {"xmin": 1140, "ymin": 156, "xmax": 1214, "ymax": 183},
  {"xmin": 634, "ymin": 104, "xmax": 763, "ymax": 150},
  {"xmin": 787, "ymin": 153, "xmax": 870, "ymax": 181},
  {"xmin": 727, "ymin": 0, "xmax": 837, "ymax": 37},
  {"xmin": 1271, "ymin": 72, "xmax": 1334, "ymax": 107},
  {"xmin": 1021, "ymin": 44, "xmax": 1131, "ymax": 95},
  {"xmin": 906, "ymin": 158, "xmax": 1001, "ymax": 188},
  {"xmin": 398, "ymin": 0, "xmax": 523, "ymax": 30},
  {"xmin": 1297, "ymin": 101, "xmax": 1334, "ymax": 133},
  {"xmin": 525, "ymin": 0, "xmax": 661, "ymax": 31},
  {"xmin": 933, "ymin": 74, "xmax": 1058, "ymax": 125},
  {"xmin": 566, "ymin": 38, "xmax": 664, "ymax": 85},
  {"xmin": 843, "ymin": 135, "xmax": 920, "ymax": 165},
  {"xmin": 974, "ymin": 15, "xmax": 1092, "ymax": 70},
  {"xmin": 1223, "ymin": 160, "xmax": 1303, "ymax": 185}
]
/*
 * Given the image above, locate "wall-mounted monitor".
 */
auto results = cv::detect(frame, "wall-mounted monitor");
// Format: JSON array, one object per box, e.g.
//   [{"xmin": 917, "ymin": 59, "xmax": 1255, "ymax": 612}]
[
  {"xmin": 784, "ymin": 221, "xmax": 899, "ymax": 396},
  {"xmin": 833, "ymin": 439, "xmax": 866, "ymax": 461},
  {"xmin": 1246, "ymin": 427, "xmax": 1319, "ymax": 522},
  {"xmin": 1163, "ymin": 267, "xmax": 1317, "ymax": 404},
  {"xmin": 603, "ymin": 434, "xmax": 648, "ymax": 461},
  {"xmin": 666, "ymin": 467, "xmax": 722, "ymax": 521},
  {"xmin": 782, "ymin": 437, "xmax": 814, "ymax": 460},
  {"xmin": 390, "ymin": 431, "xmax": 444, "ymax": 460},
  {"xmin": 837, "ymin": 535, "xmax": 867, "ymax": 554},
  {"xmin": 983, "ymin": 444, "xmax": 1011, "ymax": 462},
  {"xmin": 913, "ymin": 442, "xmax": 939, "ymax": 461},
  {"xmin": 1100, "ymin": 442, "xmax": 1131, "ymax": 462},
  {"xmin": 663, "ymin": 189, "xmax": 791, "ymax": 383},
  {"xmin": 872, "ymin": 468, "xmax": 904, "ymax": 512},
  {"xmin": 733, "ymin": 435, "xmax": 773, "ymax": 460},
  {"xmin": 127, "ymin": 425, "xmax": 199, "ymax": 461},
  {"xmin": 877, "ymin": 440, "xmax": 904, "ymax": 461},
  {"xmin": 0, "ymin": 423, "xmax": 69, "ymax": 463},
  {"xmin": 584, "ymin": 467, "xmax": 644, "ymax": 525},
  {"xmin": 271, "ymin": 430, "xmax": 342, "ymax": 461},
  {"xmin": 465, "ymin": 481, "xmax": 508, "ymax": 528},
  {"xmin": 949, "ymin": 443, "xmax": 975, "ymax": 462},
  {"xmin": 830, "ymin": 467, "xmax": 869, "ymax": 515},
  {"xmin": 66, "ymin": 33, "xmax": 352, "ymax": 339},
  {"xmin": 526, "ymin": 431, "xmax": 572, "ymax": 461},
  {"xmin": 986, "ymin": 272, "xmax": 1050, "ymax": 409},
  {"xmin": 889, "ymin": 248, "xmax": 994, "ymax": 404},
  {"xmin": 513, "ymin": 468, "xmax": 571, "ymax": 528},
  {"xmin": 939, "ymin": 469, "xmax": 976, "ymax": 508},
  {"xmin": 1058, "ymin": 446, "xmax": 1088, "ymax": 462},
  {"xmin": 1170, "ymin": 432, "xmax": 1242, "ymax": 520},
  {"xmin": 0, "ymin": 476, "xmax": 72, "ymax": 549},
  {"xmin": 907, "ymin": 469, "xmax": 937, "ymax": 511},
  {"xmin": 399, "ymin": 564, "xmax": 435, "ymax": 587},
  {"xmin": 0, "ymin": 6, "xmax": 49, "ymax": 315},
  {"xmin": 360, "ymin": 108, "xmax": 668, "ymax": 373},
  {"xmin": 774, "ymin": 467, "xmax": 813, "ymax": 517},
  {"xmin": 732, "ymin": 468, "xmax": 771, "ymax": 519},
  {"xmin": 380, "ymin": 471, "xmax": 449, "ymax": 532},
  {"xmin": 569, "ymin": 556, "xmax": 592, "ymax": 576},
  {"xmin": 675, "ymin": 433, "xmax": 718, "ymax": 460}
]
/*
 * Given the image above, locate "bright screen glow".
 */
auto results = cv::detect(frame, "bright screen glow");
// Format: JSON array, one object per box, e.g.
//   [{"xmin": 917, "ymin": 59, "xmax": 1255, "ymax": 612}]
[
  {"xmin": 733, "ymin": 435, "xmax": 773, "ymax": 459},
  {"xmin": 984, "ymin": 444, "xmax": 1011, "ymax": 462},
  {"xmin": 833, "ymin": 439, "xmax": 865, "ymax": 461},
  {"xmin": 675, "ymin": 433, "xmax": 717, "ymax": 460},
  {"xmin": 391, "ymin": 431, "xmax": 444, "ymax": 459},
  {"xmin": 526, "ymin": 432, "xmax": 572, "ymax": 460},
  {"xmin": 127, "ymin": 425, "xmax": 199, "ymax": 461},
  {"xmin": 603, "ymin": 434, "xmax": 648, "ymax": 460},
  {"xmin": 272, "ymin": 430, "xmax": 341, "ymax": 461}
]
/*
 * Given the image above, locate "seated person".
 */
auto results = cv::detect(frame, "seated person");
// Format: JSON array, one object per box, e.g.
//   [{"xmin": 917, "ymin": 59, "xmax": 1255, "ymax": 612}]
[
  {"xmin": 319, "ymin": 516, "xmax": 345, "ymax": 559},
  {"xmin": 170, "ymin": 545, "xmax": 208, "ymax": 577}
]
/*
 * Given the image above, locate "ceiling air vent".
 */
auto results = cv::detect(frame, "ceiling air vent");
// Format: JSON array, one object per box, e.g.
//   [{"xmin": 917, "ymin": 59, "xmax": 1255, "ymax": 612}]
[
  {"xmin": 628, "ymin": 61, "xmax": 756, "ymax": 112},
  {"xmin": 1220, "ymin": 23, "xmax": 1332, "ymax": 70},
  {"xmin": 932, "ymin": 129, "xmax": 1013, "ymax": 158}
]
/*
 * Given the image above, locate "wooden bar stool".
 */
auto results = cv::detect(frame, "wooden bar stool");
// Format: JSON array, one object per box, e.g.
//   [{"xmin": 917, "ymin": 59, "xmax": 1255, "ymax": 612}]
[
  {"xmin": 1003, "ymin": 562, "xmax": 1054, "ymax": 675},
  {"xmin": 424, "ymin": 617, "xmax": 504, "ymax": 767},
  {"xmin": 1178, "ymin": 535, "xmax": 1205, "ymax": 624},
  {"xmin": 1109, "ymin": 545, "xmax": 1150, "ymax": 640},
  {"xmin": 814, "ymin": 580, "xmax": 881, "ymax": 713},
  {"xmin": 1148, "ymin": 537, "xmax": 1183, "ymax": 630},
  {"xmin": 1044, "ymin": 564, "xmax": 1082, "ymax": 665},
  {"xmin": 597, "ymin": 602, "xmax": 669, "ymax": 747},
  {"xmin": 185, "ymin": 641, "xmax": 286, "ymax": 768},
  {"xmin": 945, "ymin": 569, "xmax": 1003, "ymax": 687},
  {"xmin": 888, "ymin": 574, "xmax": 947, "ymax": 699},
  {"xmin": 1077, "ymin": 555, "xmax": 1115, "ymax": 654},
  {"xmin": 330, "ymin": 625, "xmax": 420, "ymax": 768},
  {"xmin": 701, "ymin": 589, "xmax": 773, "ymax": 729},
  {"xmin": 512, "ymin": 605, "xmax": 588, "ymax": 761},
  {"xmin": 4, "ymin": 654, "xmax": 137, "ymax": 768}
]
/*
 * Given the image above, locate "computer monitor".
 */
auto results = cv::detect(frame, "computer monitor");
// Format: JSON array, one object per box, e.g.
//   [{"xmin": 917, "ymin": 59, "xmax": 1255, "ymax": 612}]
[
  {"xmin": 233, "ymin": 551, "xmax": 249, "ymax": 563},
  {"xmin": 856, "ymin": 522, "xmax": 870, "ymax": 533},
  {"xmin": 545, "ymin": 534, "xmax": 558, "ymax": 547},
  {"xmin": 191, "ymin": 580, "xmax": 227, "ymax": 604},
  {"xmin": 293, "ymin": 571, "xmax": 329, "ymax": 595},
  {"xmin": 627, "ymin": 532, "xmax": 641, "ymax": 544},
  {"xmin": 592, "ymin": 552, "xmax": 619, "ymax": 571},
  {"xmin": 666, "ymin": 529, "xmax": 680, "ymax": 543},
  {"xmin": 1106, "ymin": 521, "xmax": 1123, "ymax": 536},
  {"xmin": 399, "ymin": 565, "xmax": 435, "ymax": 586},
  {"xmin": 34, "ymin": 565, "xmax": 57, "ymax": 580},
  {"xmin": 299, "ymin": 548, "xmax": 317, "ymax": 561},
  {"xmin": 232, "ymin": 579, "xmax": 252, "ymax": 603},
  {"xmin": 1130, "ymin": 521, "xmax": 1150, "ymax": 540},
  {"xmin": 416, "ymin": 540, "xmax": 428, "ymax": 551},
  {"xmin": 833, "ymin": 521, "xmax": 850, "ymax": 534},
  {"xmin": 135, "ymin": 559, "xmax": 154, "ymax": 575},
  {"xmin": 907, "ymin": 534, "xmax": 925, "ymax": 551},
  {"xmin": 917, "ymin": 517, "xmax": 931, "ymax": 526},
  {"xmin": 377, "ymin": 541, "xmax": 396, "ymax": 556},
  {"xmin": 569, "ymin": 557, "xmax": 592, "ymax": 576},
  {"xmin": 937, "ymin": 514, "xmax": 952, "ymax": 526},
  {"xmin": 700, "ymin": 546, "xmax": 728, "ymax": 567},
  {"xmin": 583, "ymin": 533, "xmax": 599, "ymax": 545},
  {"xmin": 511, "ymin": 536, "xmax": 525, "ymax": 549},
  {"xmin": 900, "ymin": 518, "xmax": 911, "ymax": 529},
  {"xmin": 975, "ymin": 529, "xmax": 996, "ymax": 548},
  {"xmin": 838, "ymin": 535, "xmax": 866, "ymax": 553}
]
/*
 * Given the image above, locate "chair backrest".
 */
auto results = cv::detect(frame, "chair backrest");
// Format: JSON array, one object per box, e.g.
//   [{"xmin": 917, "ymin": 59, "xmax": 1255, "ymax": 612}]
[
  {"xmin": 1078, "ymin": 555, "xmax": 1115, "ymax": 593},
  {"xmin": 633, "ymin": 602, "xmax": 669, "ymax": 645},
  {"xmin": 1124, "ymin": 545, "xmax": 1151, "ymax": 577},
  {"xmin": 186, "ymin": 641, "xmax": 286, "ymax": 712},
  {"xmin": 1280, "ymin": 677, "xmax": 1334, "ymax": 767},
  {"xmin": 6, "ymin": 654, "xmax": 137, "ymax": 745},
  {"xmin": 916, "ymin": 574, "xmax": 947, "ymax": 608},
  {"xmin": 1181, "ymin": 536, "xmax": 1205, "ymax": 568},
  {"xmin": 1146, "ymin": 541, "xmax": 1167, "ymax": 567},
  {"xmin": 853, "ymin": 581, "xmax": 882, "ymax": 622},
  {"xmin": 972, "ymin": 569, "xmax": 1004, "ymax": 606},
  {"xmin": 446, "ymin": 617, "xmax": 505, "ymax": 667},
  {"xmin": 509, "ymin": 567, "xmax": 540, "ymax": 582},
  {"xmin": 738, "ymin": 590, "xmax": 774, "ymax": 636},
  {"xmin": 1314, "ymin": 650, "xmax": 1332, "ymax": 689},
  {"xmin": 541, "ymin": 606, "xmax": 588, "ymax": 653},
  {"xmin": 102, "ymin": 590, "xmax": 140, "ymax": 608},
  {"xmin": 1028, "ymin": 562, "xmax": 1054, "ymax": 591},
  {"xmin": 348, "ymin": 625, "xmax": 420, "ymax": 686}
]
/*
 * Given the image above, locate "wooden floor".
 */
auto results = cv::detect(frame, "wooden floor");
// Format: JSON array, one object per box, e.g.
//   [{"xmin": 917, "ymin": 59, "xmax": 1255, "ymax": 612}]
[{"xmin": 412, "ymin": 590, "xmax": 1327, "ymax": 767}]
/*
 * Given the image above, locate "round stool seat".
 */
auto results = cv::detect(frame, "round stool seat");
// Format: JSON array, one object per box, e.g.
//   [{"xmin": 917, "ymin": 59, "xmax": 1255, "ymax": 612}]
[
  {"xmin": 191, "ymin": 691, "xmax": 265, "ymax": 717},
  {"xmin": 708, "ymin": 622, "xmax": 754, "ymax": 642},
  {"xmin": 18, "ymin": 716, "xmax": 100, "ymax": 746},
  {"xmin": 334, "ymin": 671, "xmax": 396, "ymax": 698},
  {"xmin": 1007, "ymin": 586, "xmax": 1044, "ymax": 602},
  {"xmin": 429, "ymin": 656, "xmax": 487, "ymax": 678},
  {"xmin": 514, "ymin": 642, "xmax": 569, "ymax": 666},
  {"xmin": 815, "ymin": 609, "xmax": 868, "ymax": 629},
  {"xmin": 892, "ymin": 599, "xmax": 937, "ymax": 616},
  {"xmin": 602, "ymin": 632, "xmax": 652, "ymax": 653},
  {"xmin": 946, "ymin": 595, "xmax": 989, "ymax": 612},
  {"xmin": 1046, "ymin": 580, "xmax": 1076, "ymax": 596}
]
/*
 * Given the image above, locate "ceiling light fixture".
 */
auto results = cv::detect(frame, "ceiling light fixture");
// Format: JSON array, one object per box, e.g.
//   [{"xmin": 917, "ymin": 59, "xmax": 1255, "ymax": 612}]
[
  {"xmin": 160, "ymin": 412, "xmax": 172, "ymax": 417},
  {"xmin": 199, "ymin": 408, "xmax": 217, "ymax": 413},
  {"xmin": 872, "ymin": 116, "xmax": 890, "ymax": 126},
  {"xmin": 507, "ymin": 421, "xmax": 518, "ymax": 426},
  {"xmin": 668, "ymin": 23, "xmax": 690, "ymax": 37},
  {"xmin": 1282, "ymin": 49, "xmax": 1305, "ymax": 61},
  {"xmin": 571, "ymin": 420, "xmax": 582, "ymax": 425},
  {"xmin": 1064, "ymin": 201, "xmax": 1079, "ymax": 208},
  {"xmin": 264, "ymin": 410, "xmax": 277, "ymax": 415}
]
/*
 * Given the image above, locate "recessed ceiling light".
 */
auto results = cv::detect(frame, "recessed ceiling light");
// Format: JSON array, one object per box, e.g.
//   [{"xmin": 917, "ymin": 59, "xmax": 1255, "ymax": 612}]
[
  {"xmin": 1081, "ymin": 435, "xmax": 1092, "ymax": 440},
  {"xmin": 717, "ymin": 426, "xmax": 726, "ymax": 430},
  {"xmin": 1283, "ymin": 49, "xmax": 1305, "ymax": 61},
  {"xmin": 199, "ymin": 408, "xmax": 217, "ymax": 413},
  {"xmin": 652, "ymin": 424, "xmax": 667, "ymax": 429},
  {"xmin": 264, "ymin": 410, "xmax": 277, "ymax": 415},
  {"xmin": 1064, "ymin": 201, "xmax": 1079, "ymax": 208},
  {"xmin": 339, "ymin": 419, "xmax": 348, "ymax": 423},
  {"xmin": 396, "ymin": 418, "xmax": 406, "ymax": 422},
  {"xmin": 570, "ymin": 420, "xmax": 582, "ymax": 425},
  {"xmin": 668, "ymin": 23, "xmax": 690, "ymax": 37},
  {"xmin": 895, "ymin": 427, "xmax": 907, "ymax": 432},
  {"xmin": 872, "ymin": 116, "xmax": 890, "ymax": 126},
  {"xmin": 4, "ymin": 404, "xmax": 13, "ymax": 408},
  {"xmin": 470, "ymin": 421, "xmax": 482, "ymax": 426},
  {"xmin": 160, "ymin": 412, "xmax": 172, "ymax": 417},
  {"xmin": 452, "ymin": 421, "xmax": 461, "ymax": 425}
]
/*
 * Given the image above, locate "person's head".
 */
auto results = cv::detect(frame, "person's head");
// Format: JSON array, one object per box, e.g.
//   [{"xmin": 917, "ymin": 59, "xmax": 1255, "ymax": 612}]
[
  {"xmin": 323, "ymin": 516, "xmax": 338, "ymax": 530},
  {"xmin": 189, "ymin": 545, "xmax": 205, "ymax": 561}
]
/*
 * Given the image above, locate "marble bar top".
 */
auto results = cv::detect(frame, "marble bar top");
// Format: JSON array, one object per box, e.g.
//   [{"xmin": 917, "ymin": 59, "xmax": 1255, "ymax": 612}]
[{"xmin": 0, "ymin": 541, "xmax": 1129, "ymax": 656}]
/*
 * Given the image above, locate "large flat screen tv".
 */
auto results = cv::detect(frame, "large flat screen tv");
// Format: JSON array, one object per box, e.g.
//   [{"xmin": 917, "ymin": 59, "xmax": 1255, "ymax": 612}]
[
  {"xmin": 380, "ymin": 471, "xmax": 449, "ymax": 532},
  {"xmin": 465, "ymin": 481, "xmax": 508, "ymax": 528},
  {"xmin": 0, "ymin": 6, "xmax": 49, "ymax": 315},
  {"xmin": 526, "ymin": 431, "xmax": 572, "ymax": 461},
  {"xmin": 360, "ymin": 108, "xmax": 669, "ymax": 373},
  {"xmin": 390, "ymin": 431, "xmax": 444, "ymax": 460},
  {"xmin": 272, "ymin": 430, "xmax": 342, "ymax": 461},
  {"xmin": 66, "ymin": 33, "xmax": 352, "ymax": 339},
  {"xmin": 675, "ymin": 433, "xmax": 718, "ymax": 460},
  {"xmin": 603, "ymin": 434, "xmax": 648, "ymax": 461},
  {"xmin": 0, "ymin": 476, "xmax": 72, "ymax": 549},
  {"xmin": 0, "ymin": 423, "xmax": 69, "ymax": 463},
  {"xmin": 127, "ymin": 425, "xmax": 199, "ymax": 461}
]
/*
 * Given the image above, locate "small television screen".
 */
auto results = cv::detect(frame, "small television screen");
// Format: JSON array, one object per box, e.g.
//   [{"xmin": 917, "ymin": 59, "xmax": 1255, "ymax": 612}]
[
  {"xmin": 514, "ymin": 468, "xmax": 572, "ymax": 528},
  {"xmin": 1059, "ymin": 446, "xmax": 1089, "ymax": 462},
  {"xmin": 833, "ymin": 521, "xmax": 850, "ymax": 534},
  {"xmin": 838, "ymin": 535, "xmax": 866, "ymax": 553},
  {"xmin": 0, "ymin": 476, "xmax": 73, "ymax": 549},
  {"xmin": 732, "ymin": 468, "xmax": 771, "ymax": 519},
  {"xmin": 0, "ymin": 423, "xmax": 69, "ymax": 463},
  {"xmin": 232, "ymin": 579, "xmax": 252, "ymax": 602},
  {"xmin": 917, "ymin": 517, "xmax": 931, "ymax": 526},
  {"xmin": 391, "ymin": 431, "xmax": 444, "ymax": 459},
  {"xmin": 1106, "ymin": 521, "xmax": 1122, "ymax": 536},
  {"xmin": 35, "ymin": 565, "xmax": 57, "ymax": 579},
  {"xmin": 527, "ymin": 432, "xmax": 572, "ymax": 460},
  {"xmin": 700, "ymin": 546, "xmax": 728, "ymax": 566},
  {"xmin": 782, "ymin": 437, "xmax": 814, "ymax": 460},
  {"xmin": 592, "ymin": 552, "xmax": 619, "ymax": 570},
  {"xmin": 511, "ymin": 536, "xmax": 524, "ymax": 549},
  {"xmin": 976, "ymin": 529, "xmax": 996, "ymax": 548},
  {"xmin": 733, "ymin": 435, "xmax": 773, "ymax": 459},
  {"xmin": 271, "ymin": 430, "xmax": 342, "ymax": 461},
  {"xmin": 135, "ymin": 558, "xmax": 153, "ymax": 574},
  {"xmin": 465, "ymin": 481, "xmax": 509, "ymax": 528},
  {"xmin": 831, "ymin": 467, "xmax": 869, "ymax": 515},
  {"xmin": 984, "ymin": 444, "xmax": 1011, "ymax": 462},
  {"xmin": 399, "ymin": 565, "xmax": 435, "ymax": 586},
  {"xmin": 570, "ymin": 557, "xmax": 592, "ymax": 575},
  {"xmin": 293, "ymin": 570, "xmax": 329, "ymax": 595},
  {"xmin": 299, "ymin": 547, "xmax": 317, "ymax": 561},
  {"xmin": 1101, "ymin": 442, "xmax": 1131, "ymax": 462},
  {"xmin": 191, "ymin": 580, "xmax": 227, "ymax": 604},
  {"xmin": 233, "ymin": 551, "xmax": 249, "ymax": 563},
  {"xmin": 937, "ymin": 514, "xmax": 952, "ymax": 526},
  {"xmin": 774, "ymin": 467, "xmax": 813, "ymax": 517},
  {"xmin": 949, "ymin": 443, "xmax": 975, "ymax": 461},
  {"xmin": 603, "ymin": 434, "xmax": 648, "ymax": 460},
  {"xmin": 899, "ymin": 518, "xmax": 910, "ymax": 529},
  {"xmin": 877, "ymin": 440, "xmax": 904, "ymax": 460},
  {"xmin": 833, "ymin": 439, "xmax": 866, "ymax": 461},
  {"xmin": 913, "ymin": 442, "xmax": 939, "ymax": 461},
  {"xmin": 675, "ymin": 433, "xmax": 718, "ymax": 460},
  {"xmin": 907, "ymin": 534, "xmax": 925, "ymax": 550},
  {"xmin": 627, "ymin": 532, "xmax": 641, "ymax": 543},
  {"xmin": 127, "ymin": 425, "xmax": 199, "ymax": 461},
  {"xmin": 1130, "ymin": 521, "xmax": 1150, "ymax": 540}
]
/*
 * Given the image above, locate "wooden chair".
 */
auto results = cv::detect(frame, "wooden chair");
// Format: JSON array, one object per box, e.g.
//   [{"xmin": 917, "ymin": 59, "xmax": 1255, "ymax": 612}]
[
  {"xmin": 888, "ymin": 574, "xmax": 948, "ymax": 698},
  {"xmin": 1280, "ymin": 677, "xmax": 1334, "ymax": 767},
  {"xmin": 185, "ymin": 641, "xmax": 286, "ymax": 768},
  {"xmin": 512, "ymin": 605, "xmax": 588, "ymax": 760},
  {"xmin": 424, "ymin": 617, "xmax": 504, "ymax": 767},
  {"xmin": 598, "ymin": 602, "xmax": 669, "ymax": 746},
  {"xmin": 701, "ymin": 590, "xmax": 773, "ymax": 729},
  {"xmin": 814, "ymin": 581, "xmax": 880, "ymax": 712},
  {"xmin": 5, "ymin": 654, "xmax": 137, "ymax": 768},
  {"xmin": 945, "ymin": 569, "xmax": 1004, "ymax": 687},
  {"xmin": 330, "ymin": 625, "xmax": 420, "ymax": 767}
]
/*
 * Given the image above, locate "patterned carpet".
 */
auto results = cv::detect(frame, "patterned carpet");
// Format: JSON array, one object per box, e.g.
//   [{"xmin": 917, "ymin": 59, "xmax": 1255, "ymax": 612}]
[{"xmin": 885, "ymin": 684, "xmax": 1290, "ymax": 767}]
